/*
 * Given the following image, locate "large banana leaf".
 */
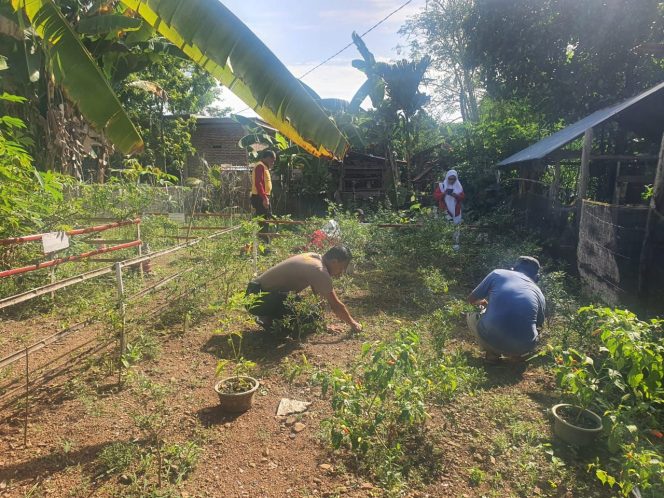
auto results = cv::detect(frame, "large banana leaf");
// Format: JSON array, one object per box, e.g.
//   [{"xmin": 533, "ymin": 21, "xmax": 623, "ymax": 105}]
[
  {"xmin": 120, "ymin": 0, "xmax": 349, "ymax": 160},
  {"xmin": 76, "ymin": 14, "xmax": 143, "ymax": 36},
  {"xmin": 11, "ymin": 0, "xmax": 143, "ymax": 155}
]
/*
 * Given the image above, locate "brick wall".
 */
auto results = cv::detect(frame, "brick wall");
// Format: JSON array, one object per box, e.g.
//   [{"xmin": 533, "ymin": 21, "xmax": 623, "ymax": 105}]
[{"xmin": 191, "ymin": 118, "xmax": 248, "ymax": 166}]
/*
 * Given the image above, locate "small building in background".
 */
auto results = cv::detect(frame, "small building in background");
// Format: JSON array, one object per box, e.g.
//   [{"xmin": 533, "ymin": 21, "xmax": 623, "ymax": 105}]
[{"xmin": 190, "ymin": 117, "xmax": 249, "ymax": 169}]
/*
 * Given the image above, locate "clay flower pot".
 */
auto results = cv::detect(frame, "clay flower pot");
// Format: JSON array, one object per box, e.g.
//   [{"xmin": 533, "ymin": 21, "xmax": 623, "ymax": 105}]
[
  {"xmin": 552, "ymin": 403, "xmax": 603, "ymax": 446},
  {"xmin": 214, "ymin": 376, "xmax": 259, "ymax": 413}
]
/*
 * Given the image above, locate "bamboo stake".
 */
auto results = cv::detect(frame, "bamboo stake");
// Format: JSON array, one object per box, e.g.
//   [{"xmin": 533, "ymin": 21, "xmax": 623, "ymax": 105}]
[
  {"xmin": 114, "ymin": 262, "xmax": 126, "ymax": 384},
  {"xmin": 24, "ymin": 348, "xmax": 29, "ymax": 447}
]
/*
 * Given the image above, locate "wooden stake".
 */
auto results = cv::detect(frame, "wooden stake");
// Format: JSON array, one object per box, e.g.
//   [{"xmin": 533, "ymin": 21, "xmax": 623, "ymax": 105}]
[
  {"xmin": 252, "ymin": 232, "xmax": 258, "ymax": 276},
  {"xmin": 137, "ymin": 223, "xmax": 144, "ymax": 281},
  {"xmin": 549, "ymin": 161, "xmax": 561, "ymax": 210},
  {"xmin": 612, "ymin": 161, "xmax": 622, "ymax": 205},
  {"xmin": 24, "ymin": 347, "xmax": 29, "ymax": 447}
]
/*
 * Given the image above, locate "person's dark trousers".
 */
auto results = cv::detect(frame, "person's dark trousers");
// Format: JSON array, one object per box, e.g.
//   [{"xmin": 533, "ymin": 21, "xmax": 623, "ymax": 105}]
[
  {"xmin": 250, "ymin": 194, "xmax": 272, "ymax": 241},
  {"xmin": 245, "ymin": 281, "xmax": 288, "ymax": 320}
]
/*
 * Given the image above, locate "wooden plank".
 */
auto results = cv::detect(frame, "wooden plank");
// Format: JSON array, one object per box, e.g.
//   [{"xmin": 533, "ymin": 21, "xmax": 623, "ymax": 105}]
[
  {"xmin": 0, "ymin": 226, "xmax": 240, "ymax": 311},
  {"xmin": 0, "ymin": 320, "xmax": 95, "ymax": 369},
  {"xmin": 0, "ymin": 266, "xmax": 114, "ymax": 310},
  {"xmin": 258, "ymin": 219, "xmax": 304, "ymax": 225},
  {"xmin": 549, "ymin": 162, "xmax": 561, "ymax": 209},
  {"xmin": 591, "ymin": 154, "xmax": 658, "ymax": 162}
]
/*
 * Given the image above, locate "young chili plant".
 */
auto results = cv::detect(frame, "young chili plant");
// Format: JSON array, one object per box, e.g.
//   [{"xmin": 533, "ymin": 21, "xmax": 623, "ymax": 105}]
[{"xmin": 316, "ymin": 328, "xmax": 441, "ymax": 493}]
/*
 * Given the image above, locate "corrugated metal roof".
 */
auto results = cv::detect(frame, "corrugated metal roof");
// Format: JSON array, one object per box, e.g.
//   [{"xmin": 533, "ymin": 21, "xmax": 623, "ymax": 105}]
[{"xmin": 497, "ymin": 81, "xmax": 664, "ymax": 167}]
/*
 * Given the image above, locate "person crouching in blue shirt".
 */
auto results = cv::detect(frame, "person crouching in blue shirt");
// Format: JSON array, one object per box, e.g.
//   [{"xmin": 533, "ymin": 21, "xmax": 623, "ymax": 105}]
[{"xmin": 466, "ymin": 256, "xmax": 545, "ymax": 362}]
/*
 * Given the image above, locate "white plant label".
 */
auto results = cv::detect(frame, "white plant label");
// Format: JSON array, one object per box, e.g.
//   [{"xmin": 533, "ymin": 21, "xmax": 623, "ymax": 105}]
[
  {"xmin": 42, "ymin": 232, "xmax": 70, "ymax": 254},
  {"xmin": 168, "ymin": 213, "xmax": 186, "ymax": 223}
]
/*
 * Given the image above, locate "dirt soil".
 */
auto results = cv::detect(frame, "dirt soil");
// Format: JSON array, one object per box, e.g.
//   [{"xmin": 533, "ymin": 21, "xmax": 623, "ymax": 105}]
[{"xmin": 0, "ymin": 260, "xmax": 607, "ymax": 498}]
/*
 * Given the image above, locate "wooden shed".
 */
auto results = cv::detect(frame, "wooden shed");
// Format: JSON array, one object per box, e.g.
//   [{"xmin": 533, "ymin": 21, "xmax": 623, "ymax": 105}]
[{"xmin": 497, "ymin": 81, "xmax": 664, "ymax": 313}]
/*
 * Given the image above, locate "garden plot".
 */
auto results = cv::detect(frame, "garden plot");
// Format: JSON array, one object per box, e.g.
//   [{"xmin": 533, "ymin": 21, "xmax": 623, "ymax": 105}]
[{"xmin": 0, "ymin": 215, "xmax": 661, "ymax": 498}]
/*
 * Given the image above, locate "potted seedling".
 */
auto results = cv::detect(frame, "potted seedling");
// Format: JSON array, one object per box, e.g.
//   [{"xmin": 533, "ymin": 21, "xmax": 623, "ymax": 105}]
[
  {"xmin": 214, "ymin": 331, "xmax": 259, "ymax": 413},
  {"xmin": 551, "ymin": 348, "xmax": 603, "ymax": 446}
]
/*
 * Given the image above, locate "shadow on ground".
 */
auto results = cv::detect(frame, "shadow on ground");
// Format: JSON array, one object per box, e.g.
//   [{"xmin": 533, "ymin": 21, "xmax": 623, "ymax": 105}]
[
  {"xmin": 201, "ymin": 328, "xmax": 301, "ymax": 369},
  {"xmin": 195, "ymin": 404, "xmax": 244, "ymax": 427},
  {"xmin": 0, "ymin": 439, "xmax": 135, "ymax": 483}
]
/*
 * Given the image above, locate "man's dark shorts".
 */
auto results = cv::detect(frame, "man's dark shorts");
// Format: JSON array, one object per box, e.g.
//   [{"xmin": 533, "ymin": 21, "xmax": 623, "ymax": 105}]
[{"xmin": 245, "ymin": 281, "xmax": 290, "ymax": 319}]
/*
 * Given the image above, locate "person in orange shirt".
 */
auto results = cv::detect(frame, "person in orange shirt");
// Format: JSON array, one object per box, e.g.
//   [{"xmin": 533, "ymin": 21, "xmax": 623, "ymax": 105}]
[{"xmin": 251, "ymin": 150, "xmax": 276, "ymax": 240}]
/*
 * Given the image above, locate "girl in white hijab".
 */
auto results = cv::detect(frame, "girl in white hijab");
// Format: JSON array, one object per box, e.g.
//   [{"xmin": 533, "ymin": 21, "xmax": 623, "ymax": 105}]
[
  {"xmin": 434, "ymin": 169, "xmax": 465, "ymax": 250},
  {"xmin": 434, "ymin": 169, "xmax": 465, "ymax": 224}
]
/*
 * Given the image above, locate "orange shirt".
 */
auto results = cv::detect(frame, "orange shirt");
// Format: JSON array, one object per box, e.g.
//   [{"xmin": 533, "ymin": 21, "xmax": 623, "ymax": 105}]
[{"xmin": 251, "ymin": 161, "xmax": 272, "ymax": 200}]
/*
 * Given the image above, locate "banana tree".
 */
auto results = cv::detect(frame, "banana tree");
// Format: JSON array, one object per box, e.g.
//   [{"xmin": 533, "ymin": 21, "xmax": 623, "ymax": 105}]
[
  {"xmin": 120, "ymin": 0, "xmax": 348, "ymax": 160},
  {"xmin": 349, "ymin": 31, "xmax": 385, "ymax": 112},
  {"xmin": 10, "ymin": 0, "xmax": 349, "ymax": 172},
  {"xmin": 10, "ymin": 0, "xmax": 144, "ymax": 156},
  {"xmin": 350, "ymin": 32, "xmax": 431, "ymax": 185}
]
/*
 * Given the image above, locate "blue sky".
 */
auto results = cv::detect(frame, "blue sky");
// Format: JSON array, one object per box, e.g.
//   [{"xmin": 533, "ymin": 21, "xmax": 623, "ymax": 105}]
[{"xmin": 219, "ymin": 0, "xmax": 425, "ymax": 114}]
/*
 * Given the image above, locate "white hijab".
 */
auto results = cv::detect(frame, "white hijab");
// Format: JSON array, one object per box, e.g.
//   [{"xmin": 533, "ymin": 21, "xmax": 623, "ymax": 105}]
[{"xmin": 438, "ymin": 170, "xmax": 463, "ymax": 223}]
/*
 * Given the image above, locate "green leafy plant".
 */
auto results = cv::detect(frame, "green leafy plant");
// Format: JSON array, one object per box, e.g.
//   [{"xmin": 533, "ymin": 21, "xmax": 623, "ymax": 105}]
[
  {"xmin": 552, "ymin": 306, "xmax": 664, "ymax": 496},
  {"xmin": 161, "ymin": 441, "xmax": 201, "ymax": 484},
  {"xmin": 272, "ymin": 293, "xmax": 325, "ymax": 340},
  {"xmin": 97, "ymin": 441, "xmax": 138, "ymax": 476},
  {"xmin": 281, "ymin": 354, "xmax": 314, "ymax": 384},
  {"xmin": 317, "ymin": 329, "xmax": 441, "ymax": 492},
  {"xmin": 469, "ymin": 467, "xmax": 485, "ymax": 487},
  {"xmin": 213, "ymin": 291, "xmax": 259, "ymax": 392}
]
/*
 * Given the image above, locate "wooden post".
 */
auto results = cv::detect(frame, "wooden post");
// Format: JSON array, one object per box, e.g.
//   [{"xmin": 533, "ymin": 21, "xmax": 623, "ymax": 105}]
[
  {"xmin": 577, "ymin": 128, "xmax": 594, "ymax": 203},
  {"xmin": 252, "ymin": 232, "xmax": 258, "ymax": 276},
  {"xmin": 612, "ymin": 161, "xmax": 622, "ymax": 205},
  {"xmin": 114, "ymin": 262, "xmax": 126, "ymax": 382},
  {"xmin": 638, "ymin": 132, "xmax": 664, "ymax": 296},
  {"xmin": 49, "ymin": 266, "xmax": 56, "ymax": 300},
  {"xmin": 549, "ymin": 161, "xmax": 561, "ymax": 210}
]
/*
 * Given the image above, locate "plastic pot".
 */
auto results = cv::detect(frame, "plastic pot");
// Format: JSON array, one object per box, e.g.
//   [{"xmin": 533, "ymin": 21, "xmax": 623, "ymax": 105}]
[
  {"xmin": 214, "ymin": 376, "xmax": 259, "ymax": 413},
  {"xmin": 552, "ymin": 403, "xmax": 603, "ymax": 446}
]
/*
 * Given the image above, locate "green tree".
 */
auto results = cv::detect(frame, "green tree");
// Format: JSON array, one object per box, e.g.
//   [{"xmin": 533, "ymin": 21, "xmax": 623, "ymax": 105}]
[
  {"xmin": 401, "ymin": 0, "xmax": 480, "ymax": 122},
  {"xmin": 117, "ymin": 54, "xmax": 222, "ymax": 179},
  {"xmin": 464, "ymin": 0, "xmax": 664, "ymax": 122}
]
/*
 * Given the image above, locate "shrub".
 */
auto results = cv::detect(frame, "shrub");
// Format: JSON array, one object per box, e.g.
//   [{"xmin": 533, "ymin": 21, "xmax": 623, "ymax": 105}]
[
  {"xmin": 316, "ymin": 328, "xmax": 486, "ymax": 492},
  {"xmin": 318, "ymin": 329, "xmax": 436, "ymax": 492},
  {"xmin": 552, "ymin": 306, "xmax": 664, "ymax": 496}
]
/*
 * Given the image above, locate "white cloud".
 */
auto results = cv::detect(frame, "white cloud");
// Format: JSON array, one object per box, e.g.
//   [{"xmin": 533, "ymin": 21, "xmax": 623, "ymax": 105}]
[{"xmin": 320, "ymin": 0, "xmax": 421, "ymax": 27}]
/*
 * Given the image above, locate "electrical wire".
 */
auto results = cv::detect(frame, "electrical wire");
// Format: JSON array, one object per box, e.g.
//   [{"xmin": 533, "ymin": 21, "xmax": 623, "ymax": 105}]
[
  {"xmin": 234, "ymin": 0, "xmax": 417, "ymax": 113},
  {"xmin": 298, "ymin": 0, "xmax": 416, "ymax": 79}
]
